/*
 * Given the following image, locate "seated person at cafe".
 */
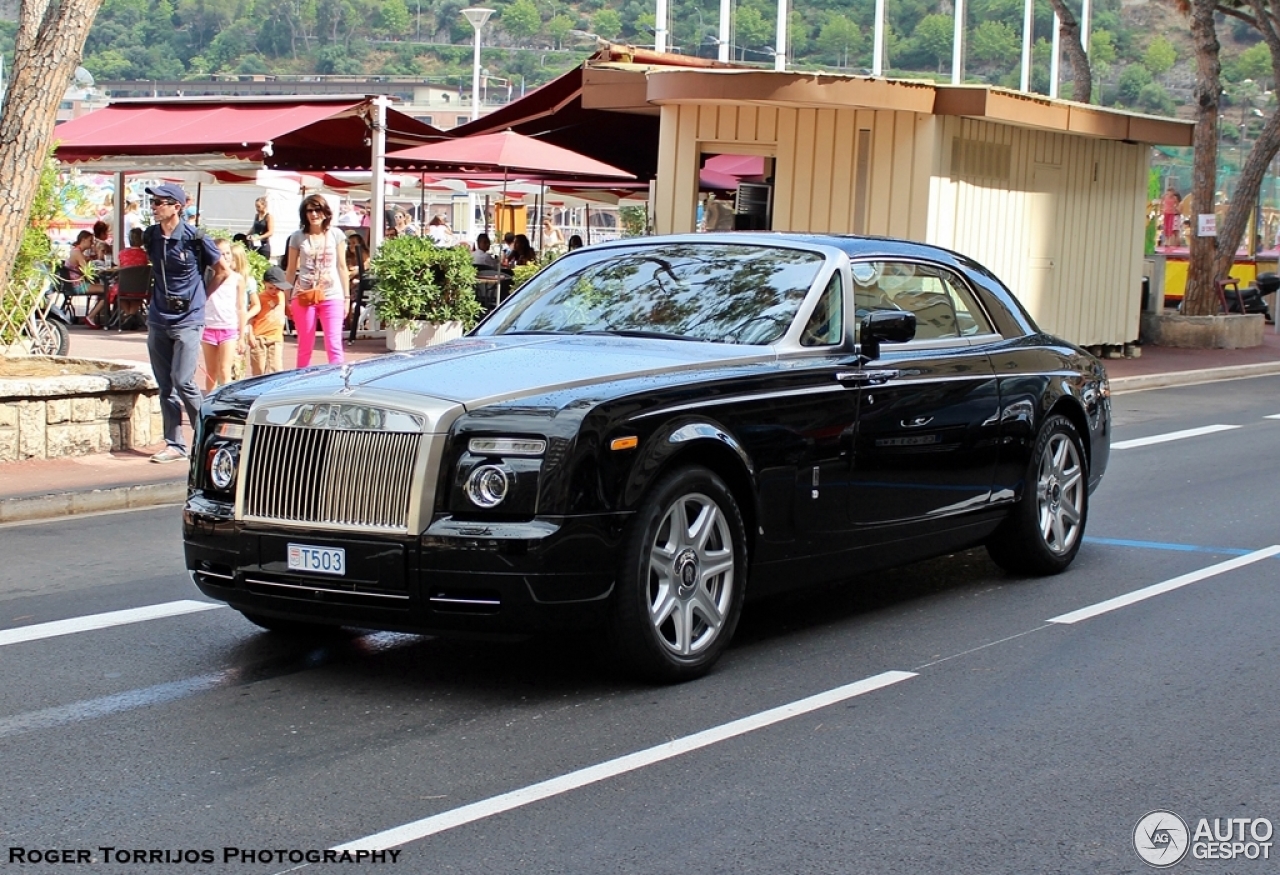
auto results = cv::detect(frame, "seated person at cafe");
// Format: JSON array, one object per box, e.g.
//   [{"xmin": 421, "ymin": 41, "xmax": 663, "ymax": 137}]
[
  {"xmin": 472, "ymin": 233, "xmax": 500, "ymax": 271},
  {"xmin": 65, "ymin": 230, "xmax": 107, "ymax": 328},
  {"xmin": 113, "ymin": 227, "xmax": 150, "ymax": 322},
  {"xmin": 91, "ymin": 220, "xmax": 113, "ymax": 262}
]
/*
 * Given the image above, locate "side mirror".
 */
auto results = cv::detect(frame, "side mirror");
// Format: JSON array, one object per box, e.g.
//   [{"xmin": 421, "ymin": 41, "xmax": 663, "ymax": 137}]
[{"xmin": 857, "ymin": 310, "xmax": 916, "ymax": 361}]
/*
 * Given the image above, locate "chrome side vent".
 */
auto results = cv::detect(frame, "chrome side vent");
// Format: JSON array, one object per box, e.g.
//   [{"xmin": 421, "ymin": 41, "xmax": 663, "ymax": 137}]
[{"xmin": 241, "ymin": 425, "xmax": 421, "ymax": 533}]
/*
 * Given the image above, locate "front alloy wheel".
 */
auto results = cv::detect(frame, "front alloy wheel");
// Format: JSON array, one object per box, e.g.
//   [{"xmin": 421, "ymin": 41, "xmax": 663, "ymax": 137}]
[{"xmin": 610, "ymin": 466, "xmax": 747, "ymax": 682}]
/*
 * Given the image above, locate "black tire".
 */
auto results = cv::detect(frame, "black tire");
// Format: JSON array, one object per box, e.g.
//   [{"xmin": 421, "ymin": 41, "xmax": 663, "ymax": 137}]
[
  {"xmin": 31, "ymin": 316, "xmax": 70, "ymax": 356},
  {"xmin": 986, "ymin": 414, "xmax": 1089, "ymax": 575},
  {"xmin": 608, "ymin": 466, "xmax": 748, "ymax": 682}
]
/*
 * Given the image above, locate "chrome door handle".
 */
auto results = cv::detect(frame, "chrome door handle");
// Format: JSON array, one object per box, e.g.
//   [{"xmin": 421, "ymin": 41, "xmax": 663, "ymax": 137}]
[{"xmin": 836, "ymin": 369, "xmax": 899, "ymax": 386}]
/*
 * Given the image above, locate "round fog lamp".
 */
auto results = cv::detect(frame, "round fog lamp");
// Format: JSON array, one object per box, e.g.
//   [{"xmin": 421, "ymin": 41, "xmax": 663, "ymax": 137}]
[
  {"xmin": 210, "ymin": 446, "xmax": 238, "ymax": 491},
  {"xmin": 466, "ymin": 464, "xmax": 510, "ymax": 508}
]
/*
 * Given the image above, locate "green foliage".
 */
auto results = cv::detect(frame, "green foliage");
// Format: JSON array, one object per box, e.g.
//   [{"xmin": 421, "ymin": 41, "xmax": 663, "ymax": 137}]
[
  {"xmin": 620, "ymin": 206, "xmax": 648, "ymax": 238},
  {"xmin": 912, "ymin": 14, "xmax": 954, "ymax": 72},
  {"xmin": 368, "ymin": 236, "xmax": 483, "ymax": 329},
  {"xmin": 1226, "ymin": 42, "xmax": 1271, "ymax": 84},
  {"xmin": 1142, "ymin": 36, "xmax": 1176, "ymax": 77},
  {"xmin": 969, "ymin": 20, "xmax": 1018, "ymax": 70},
  {"xmin": 817, "ymin": 14, "xmax": 862, "ymax": 69},
  {"xmin": 1089, "ymin": 30, "xmax": 1117, "ymax": 67},
  {"xmin": 510, "ymin": 262, "xmax": 543, "ymax": 291},
  {"xmin": 593, "ymin": 9, "xmax": 622, "ymax": 40},
  {"xmin": 1117, "ymin": 64, "xmax": 1154, "ymax": 106},
  {"xmin": 2, "ymin": 155, "xmax": 63, "ymax": 346},
  {"xmin": 501, "ymin": 0, "xmax": 543, "ymax": 42}
]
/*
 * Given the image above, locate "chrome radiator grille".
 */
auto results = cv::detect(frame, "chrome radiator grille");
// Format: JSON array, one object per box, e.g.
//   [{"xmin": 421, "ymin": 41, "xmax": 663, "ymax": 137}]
[{"xmin": 241, "ymin": 424, "xmax": 422, "ymax": 532}]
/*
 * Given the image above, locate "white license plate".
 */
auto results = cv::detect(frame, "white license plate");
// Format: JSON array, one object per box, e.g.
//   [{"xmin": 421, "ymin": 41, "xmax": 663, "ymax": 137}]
[{"xmin": 287, "ymin": 544, "xmax": 346, "ymax": 576}]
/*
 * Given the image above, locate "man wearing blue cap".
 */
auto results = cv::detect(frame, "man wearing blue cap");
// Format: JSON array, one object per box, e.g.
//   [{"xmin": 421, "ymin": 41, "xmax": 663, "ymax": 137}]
[{"xmin": 142, "ymin": 183, "xmax": 223, "ymax": 464}]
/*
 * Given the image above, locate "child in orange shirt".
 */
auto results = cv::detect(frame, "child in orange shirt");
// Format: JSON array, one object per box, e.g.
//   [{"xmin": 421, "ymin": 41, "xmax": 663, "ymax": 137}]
[{"xmin": 248, "ymin": 266, "xmax": 291, "ymax": 375}]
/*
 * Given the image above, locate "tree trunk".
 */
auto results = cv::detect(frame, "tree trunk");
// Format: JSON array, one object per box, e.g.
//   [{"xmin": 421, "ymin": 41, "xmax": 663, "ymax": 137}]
[
  {"xmin": 1214, "ymin": 113, "xmax": 1280, "ymax": 281},
  {"xmin": 1182, "ymin": 0, "xmax": 1223, "ymax": 317},
  {"xmin": 1045, "ymin": 0, "xmax": 1093, "ymax": 102},
  {"xmin": 0, "ymin": 0, "xmax": 105, "ymax": 300}
]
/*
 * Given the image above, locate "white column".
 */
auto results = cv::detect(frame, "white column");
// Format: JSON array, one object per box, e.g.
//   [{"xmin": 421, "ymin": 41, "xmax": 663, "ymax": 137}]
[
  {"xmin": 1049, "ymin": 12, "xmax": 1060, "ymax": 98},
  {"xmin": 369, "ymin": 96, "xmax": 387, "ymax": 255},
  {"xmin": 774, "ymin": 0, "xmax": 787, "ymax": 71},
  {"xmin": 951, "ymin": 0, "xmax": 965, "ymax": 85},
  {"xmin": 655, "ymin": 0, "xmax": 668, "ymax": 52},
  {"xmin": 1020, "ymin": 0, "xmax": 1033, "ymax": 92},
  {"xmin": 1080, "ymin": 0, "xmax": 1090, "ymax": 52},
  {"xmin": 873, "ymin": 0, "xmax": 886, "ymax": 75},
  {"xmin": 462, "ymin": 8, "xmax": 494, "ymax": 121},
  {"xmin": 719, "ymin": 0, "xmax": 730, "ymax": 61}
]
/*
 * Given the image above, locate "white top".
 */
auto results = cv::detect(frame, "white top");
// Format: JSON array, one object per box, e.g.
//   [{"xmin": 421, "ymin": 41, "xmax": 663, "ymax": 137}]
[
  {"xmin": 289, "ymin": 229, "xmax": 346, "ymax": 301},
  {"xmin": 204, "ymin": 272, "xmax": 241, "ymax": 331}
]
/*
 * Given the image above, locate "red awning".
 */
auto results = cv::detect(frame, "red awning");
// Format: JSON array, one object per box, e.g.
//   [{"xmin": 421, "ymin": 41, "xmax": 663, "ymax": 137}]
[{"xmin": 54, "ymin": 98, "xmax": 447, "ymax": 171}]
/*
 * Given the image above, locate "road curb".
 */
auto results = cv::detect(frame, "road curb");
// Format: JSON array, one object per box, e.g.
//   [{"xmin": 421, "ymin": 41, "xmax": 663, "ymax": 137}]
[
  {"xmin": 1109, "ymin": 361, "xmax": 1280, "ymax": 394},
  {"xmin": 0, "ymin": 481, "xmax": 186, "ymax": 524}
]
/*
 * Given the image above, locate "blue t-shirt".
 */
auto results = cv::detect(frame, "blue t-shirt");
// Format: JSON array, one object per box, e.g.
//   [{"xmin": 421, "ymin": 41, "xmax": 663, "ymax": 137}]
[{"xmin": 144, "ymin": 222, "xmax": 222, "ymax": 327}]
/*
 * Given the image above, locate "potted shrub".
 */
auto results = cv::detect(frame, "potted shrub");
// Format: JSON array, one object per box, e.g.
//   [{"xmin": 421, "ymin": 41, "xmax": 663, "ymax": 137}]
[{"xmin": 368, "ymin": 236, "xmax": 483, "ymax": 350}]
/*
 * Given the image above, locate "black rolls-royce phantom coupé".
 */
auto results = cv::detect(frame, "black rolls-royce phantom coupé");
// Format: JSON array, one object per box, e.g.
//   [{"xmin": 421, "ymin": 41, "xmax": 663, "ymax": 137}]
[{"xmin": 184, "ymin": 233, "xmax": 1110, "ymax": 681}]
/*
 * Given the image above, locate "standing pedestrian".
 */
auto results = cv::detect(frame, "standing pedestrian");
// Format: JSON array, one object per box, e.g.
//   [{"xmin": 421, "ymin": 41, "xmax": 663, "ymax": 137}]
[
  {"xmin": 1161, "ymin": 184, "xmax": 1182, "ymax": 248},
  {"xmin": 285, "ymin": 194, "xmax": 349, "ymax": 367},
  {"xmin": 248, "ymin": 196, "xmax": 275, "ymax": 259},
  {"xmin": 142, "ymin": 183, "xmax": 223, "ymax": 464},
  {"xmin": 248, "ymin": 266, "xmax": 291, "ymax": 376},
  {"xmin": 200, "ymin": 238, "xmax": 247, "ymax": 391}
]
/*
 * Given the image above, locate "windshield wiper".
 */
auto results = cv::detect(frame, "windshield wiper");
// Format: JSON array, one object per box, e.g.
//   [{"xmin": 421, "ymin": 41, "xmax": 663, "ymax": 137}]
[{"xmin": 579, "ymin": 329, "xmax": 698, "ymax": 342}]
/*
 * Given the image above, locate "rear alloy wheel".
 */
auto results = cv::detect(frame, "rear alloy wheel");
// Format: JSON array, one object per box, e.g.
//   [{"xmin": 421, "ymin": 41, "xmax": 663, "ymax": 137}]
[
  {"xmin": 609, "ymin": 466, "xmax": 747, "ymax": 682},
  {"xmin": 986, "ymin": 414, "xmax": 1088, "ymax": 575}
]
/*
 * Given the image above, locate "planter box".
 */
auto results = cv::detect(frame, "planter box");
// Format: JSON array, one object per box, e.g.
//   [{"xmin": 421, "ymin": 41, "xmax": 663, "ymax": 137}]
[
  {"xmin": 0, "ymin": 358, "xmax": 159, "ymax": 462},
  {"xmin": 1139, "ymin": 313, "xmax": 1264, "ymax": 349},
  {"xmin": 385, "ymin": 321, "xmax": 465, "ymax": 351}
]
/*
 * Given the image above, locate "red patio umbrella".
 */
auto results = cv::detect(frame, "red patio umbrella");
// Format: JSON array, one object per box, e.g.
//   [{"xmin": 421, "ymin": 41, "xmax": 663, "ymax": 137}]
[{"xmin": 385, "ymin": 129, "xmax": 634, "ymax": 181}]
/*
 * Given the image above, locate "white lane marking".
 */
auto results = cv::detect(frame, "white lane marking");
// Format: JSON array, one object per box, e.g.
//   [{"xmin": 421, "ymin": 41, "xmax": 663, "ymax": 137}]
[
  {"xmin": 331, "ymin": 670, "xmax": 917, "ymax": 853},
  {"xmin": 1265, "ymin": 414, "xmax": 1280, "ymax": 420},
  {"xmin": 1048, "ymin": 545, "xmax": 1280, "ymax": 624},
  {"xmin": 1111, "ymin": 424, "xmax": 1240, "ymax": 450},
  {"xmin": 0, "ymin": 600, "xmax": 225, "ymax": 647}
]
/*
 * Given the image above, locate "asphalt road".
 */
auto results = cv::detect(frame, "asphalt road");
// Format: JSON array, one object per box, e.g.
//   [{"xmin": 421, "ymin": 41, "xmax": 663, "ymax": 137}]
[{"xmin": 4, "ymin": 377, "xmax": 1280, "ymax": 874}]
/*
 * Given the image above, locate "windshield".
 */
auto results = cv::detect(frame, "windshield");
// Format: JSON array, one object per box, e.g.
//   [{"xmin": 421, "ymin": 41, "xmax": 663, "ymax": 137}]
[{"xmin": 475, "ymin": 242, "xmax": 826, "ymax": 345}]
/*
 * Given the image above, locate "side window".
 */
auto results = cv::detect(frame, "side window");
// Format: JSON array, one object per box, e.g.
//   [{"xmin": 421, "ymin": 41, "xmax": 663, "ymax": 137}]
[
  {"xmin": 800, "ymin": 272, "xmax": 844, "ymax": 346},
  {"xmin": 940, "ymin": 271, "xmax": 994, "ymax": 337},
  {"xmin": 850, "ymin": 261, "xmax": 993, "ymax": 341}
]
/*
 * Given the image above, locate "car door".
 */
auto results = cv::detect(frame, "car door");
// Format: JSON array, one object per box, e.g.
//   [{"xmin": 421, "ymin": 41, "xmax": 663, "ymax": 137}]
[{"xmin": 845, "ymin": 261, "xmax": 1002, "ymax": 535}]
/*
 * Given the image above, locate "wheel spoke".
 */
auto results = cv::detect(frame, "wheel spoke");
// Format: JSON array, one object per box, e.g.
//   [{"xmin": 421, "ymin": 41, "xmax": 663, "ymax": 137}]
[
  {"xmin": 651, "ymin": 586, "xmax": 678, "ymax": 629},
  {"xmin": 699, "ymin": 553, "xmax": 734, "ymax": 582},
  {"xmin": 687, "ymin": 500, "xmax": 719, "ymax": 552}
]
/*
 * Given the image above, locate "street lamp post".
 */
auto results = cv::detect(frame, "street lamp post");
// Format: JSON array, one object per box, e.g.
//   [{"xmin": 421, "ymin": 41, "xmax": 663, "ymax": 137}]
[{"xmin": 462, "ymin": 8, "xmax": 494, "ymax": 122}]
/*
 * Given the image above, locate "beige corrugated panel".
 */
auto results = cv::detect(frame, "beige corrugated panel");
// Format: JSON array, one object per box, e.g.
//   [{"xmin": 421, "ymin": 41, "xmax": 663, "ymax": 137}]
[
  {"xmin": 927, "ymin": 117, "xmax": 1146, "ymax": 346},
  {"xmin": 655, "ymin": 103, "xmax": 1145, "ymax": 346}
]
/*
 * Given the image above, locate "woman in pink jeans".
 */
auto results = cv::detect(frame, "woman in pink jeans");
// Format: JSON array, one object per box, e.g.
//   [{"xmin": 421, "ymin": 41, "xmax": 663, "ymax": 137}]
[{"xmin": 285, "ymin": 195, "xmax": 350, "ymax": 367}]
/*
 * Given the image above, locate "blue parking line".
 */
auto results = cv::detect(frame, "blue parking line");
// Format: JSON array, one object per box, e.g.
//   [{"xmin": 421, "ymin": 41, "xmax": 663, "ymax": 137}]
[{"xmin": 1084, "ymin": 536, "xmax": 1255, "ymax": 556}]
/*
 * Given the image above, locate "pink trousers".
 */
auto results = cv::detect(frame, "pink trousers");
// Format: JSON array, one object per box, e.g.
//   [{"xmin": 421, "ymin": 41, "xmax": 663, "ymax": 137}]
[{"xmin": 291, "ymin": 296, "xmax": 345, "ymax": 367}]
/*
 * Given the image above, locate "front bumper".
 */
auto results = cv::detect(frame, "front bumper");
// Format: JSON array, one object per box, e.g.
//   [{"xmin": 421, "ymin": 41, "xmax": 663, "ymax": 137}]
[{"xmin": 184, "ymin": 493, "xmax": 630, "ymax": 636}]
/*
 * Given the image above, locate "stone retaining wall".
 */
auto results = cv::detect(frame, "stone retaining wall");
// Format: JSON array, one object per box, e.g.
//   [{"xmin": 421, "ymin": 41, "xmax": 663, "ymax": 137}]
[
  {"xmin": 1139, "ymin": 313, "xmax": 1265, "ymax": 349},
  {"xmin": 0, "ymin": 359, "xmax": 160, "ymax": 462}
]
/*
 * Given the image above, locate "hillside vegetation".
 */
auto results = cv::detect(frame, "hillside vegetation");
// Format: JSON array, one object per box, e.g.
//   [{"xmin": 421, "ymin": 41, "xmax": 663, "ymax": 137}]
[{"xmin": 0, "ymin": 0, "xmax": 1271, "ymax": 124}]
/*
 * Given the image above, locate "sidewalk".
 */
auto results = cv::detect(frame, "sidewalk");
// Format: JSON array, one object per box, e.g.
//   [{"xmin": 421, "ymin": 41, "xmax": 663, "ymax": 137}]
[{"xmin": 4, "ymin": 323, "xmax": 1280, "ymax": 523}]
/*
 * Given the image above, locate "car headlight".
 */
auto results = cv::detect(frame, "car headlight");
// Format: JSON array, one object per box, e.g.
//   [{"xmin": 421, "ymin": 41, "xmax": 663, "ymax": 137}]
[
  {"xmin": 209, "ymin": 445, "xmax": 239, "ymax": 491},
  {"xmin": 465, "ymin": 464, "xmax": 511, "ymax": 508}
]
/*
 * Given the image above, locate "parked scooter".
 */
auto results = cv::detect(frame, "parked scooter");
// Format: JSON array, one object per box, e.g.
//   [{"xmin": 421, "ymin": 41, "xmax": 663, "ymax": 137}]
[{"xmin": 20, "ymin": 277, "xmax": 71, "ymax": 356}]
